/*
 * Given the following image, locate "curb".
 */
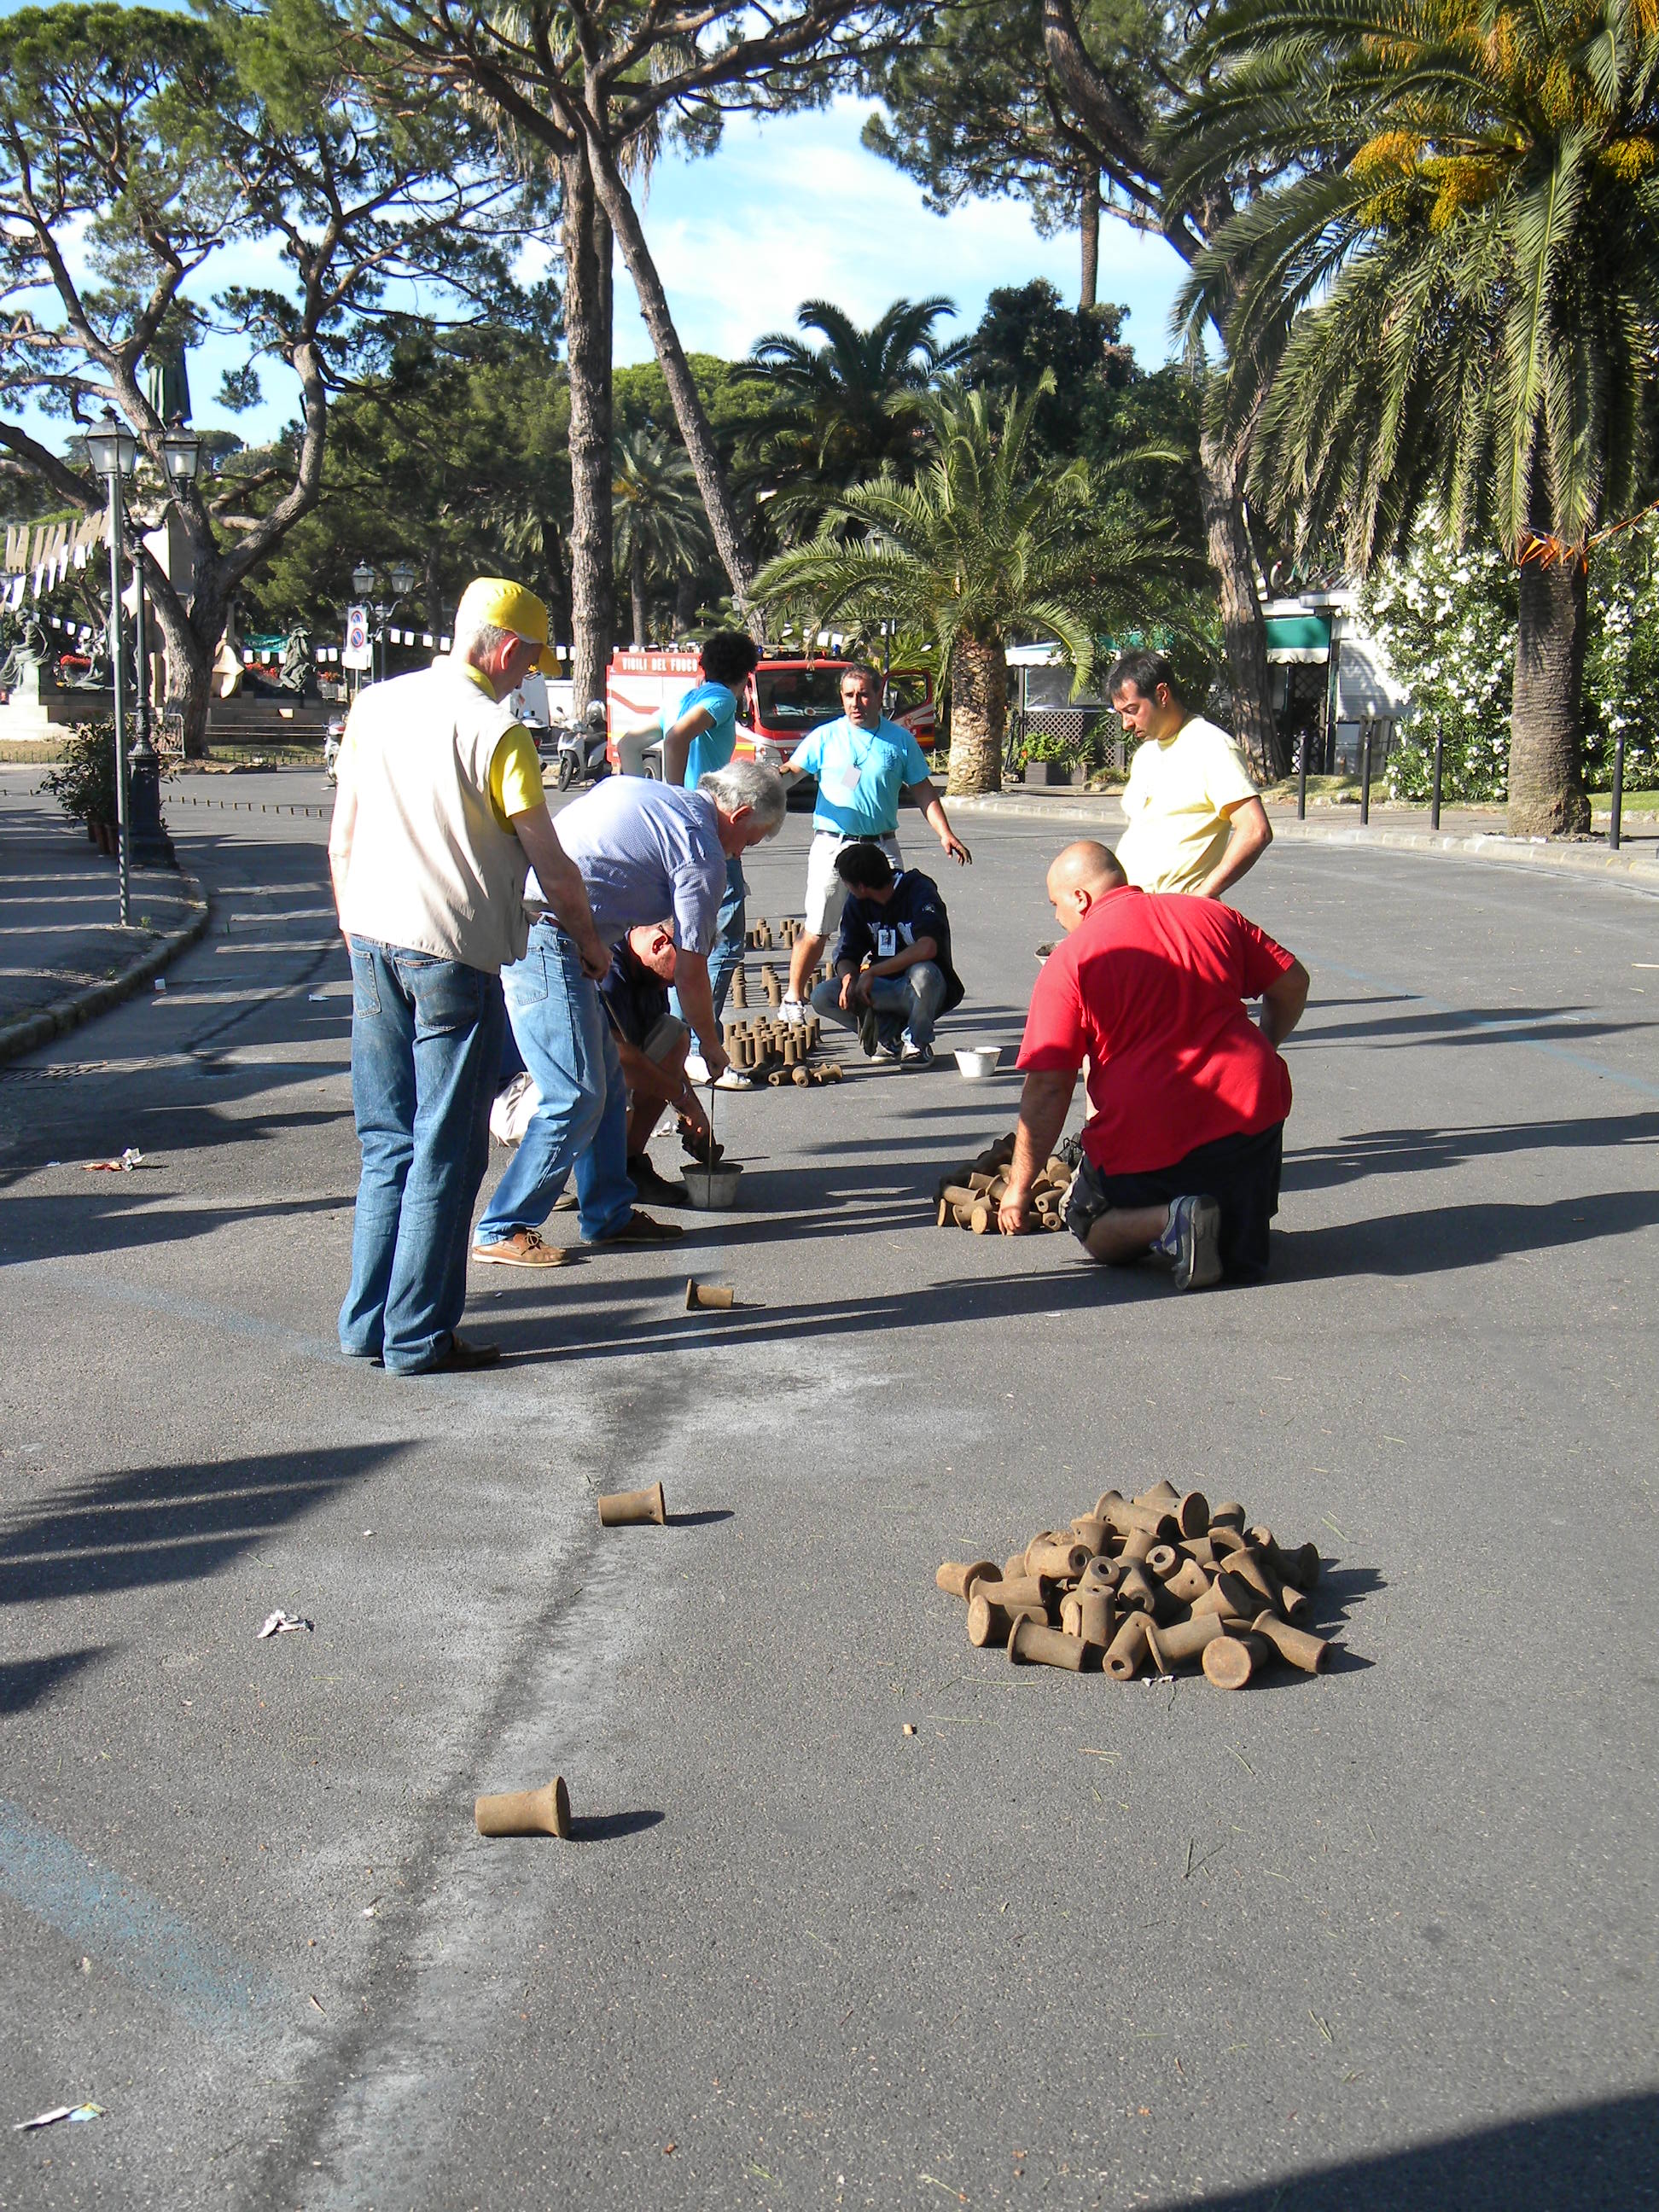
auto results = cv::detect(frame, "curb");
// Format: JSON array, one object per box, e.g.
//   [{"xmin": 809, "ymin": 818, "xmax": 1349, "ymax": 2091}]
[
  {"xmin": 0, "ymin": 868, "xmax": 212, "ymax": 1069},
  {"xmin": 947, "ymin": 795, "xmax": 1659, "ymax": 891}
]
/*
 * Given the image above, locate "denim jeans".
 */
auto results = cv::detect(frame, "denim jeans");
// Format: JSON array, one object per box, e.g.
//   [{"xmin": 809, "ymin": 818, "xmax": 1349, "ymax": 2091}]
[
  {"xmin": 478, "ymin": 921, "xmax": 636, "ymax": 1243},
  {"xmin": 667, "ymin": 852, "xmax": 745, "ymax": 1027},
  {"xmin": 339, "ymin": 938, "xmax": 505, "ymax": 1374},
  {"xmin": 811, "ymin": 960, "xmax": 947, "ymax": 1048}
]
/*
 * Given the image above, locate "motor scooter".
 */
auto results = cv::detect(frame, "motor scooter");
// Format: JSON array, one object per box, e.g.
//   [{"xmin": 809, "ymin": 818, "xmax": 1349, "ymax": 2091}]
[{"xmin": 550, "ymin": 700, "xmax": 609, "ymax": 789}]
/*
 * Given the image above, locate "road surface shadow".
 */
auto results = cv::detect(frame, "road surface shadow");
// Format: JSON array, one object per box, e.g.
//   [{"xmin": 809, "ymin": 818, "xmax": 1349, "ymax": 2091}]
[
  {"xmin": 1151, "ymin": 2088, "xmax": 1657, "ymax": 2211},
  {"xmin": 1284, "ymin": 1109, "xmax": 1659, "ymax": 1190},
  {"xmin": 1276, "ymin": 1188, "xmax": 1659, "ymax": 1278},
  {"xmin": 567, "ymin": 1808, "xmax": 666, "ymax": 1843},
  {"xmin": 0, "ymin": 1646, "xmax": 109, "ymax": 1713},
  {"xmin": 0, "ymin": 1441, "xmax": 410, "ymax": 1605}
]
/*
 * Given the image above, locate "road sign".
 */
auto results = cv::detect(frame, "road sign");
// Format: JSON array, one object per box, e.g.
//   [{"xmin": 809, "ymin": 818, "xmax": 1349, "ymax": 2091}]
[{"xmin": 343, "ymin": 605, "xmax": 372, "ymax": 672}]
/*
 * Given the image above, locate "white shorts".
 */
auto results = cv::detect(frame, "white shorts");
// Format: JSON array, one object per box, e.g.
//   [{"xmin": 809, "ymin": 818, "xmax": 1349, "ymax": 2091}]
[{"xmin": 804, "ymin": 830, "xmax": 903, "ymax": 936}]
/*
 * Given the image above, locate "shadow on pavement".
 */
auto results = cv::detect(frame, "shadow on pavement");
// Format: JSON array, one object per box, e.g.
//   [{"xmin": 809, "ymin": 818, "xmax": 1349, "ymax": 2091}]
[
  {"xmin": 567, "ymin": 1808, "xmax": 666, "ymax": 1842},
  {"xmin": 0, "ymin": 1441, "xmax": 410, "ymax": 1605},
  {"xmin": 0, "ymin": 1187, "xmax": 347, "ymax": 1266},
  {"xmin": 1151, "ymin": 2090, "xmax": 1657, "ymax": 2212},
  {"xmin": 0, "ymin": 1646, "xmax": 109, "ymax": 1713},
  {"xmin": 1285, "ymin": 1112, "xmax": 1659, "ymax": 1190},
  {"xmin": 1275, "ymin": 1189, "xmax": 1659, "ymax": 1278},
  {"xmin": 1306, "ymin": 1000, "xmax": 1655, "ymax": 1049}
]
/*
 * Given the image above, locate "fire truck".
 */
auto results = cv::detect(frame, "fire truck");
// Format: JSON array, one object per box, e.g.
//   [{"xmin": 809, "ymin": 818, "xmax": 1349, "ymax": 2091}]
[{"xmin": 604, "ymin": 649, "xmax": 936, "ymax": 794}]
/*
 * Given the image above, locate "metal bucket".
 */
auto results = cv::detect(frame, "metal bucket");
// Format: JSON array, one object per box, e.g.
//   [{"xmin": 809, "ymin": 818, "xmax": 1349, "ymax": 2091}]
[{"xmin": 681, "ymin": 1161, "xmax": 744, "ymax": 1209}]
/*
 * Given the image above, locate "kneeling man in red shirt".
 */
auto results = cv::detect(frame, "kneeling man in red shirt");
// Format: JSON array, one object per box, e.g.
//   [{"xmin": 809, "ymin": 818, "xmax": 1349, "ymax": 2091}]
[{"xmin": 1001, "ymin": 841, "xmax": 1309, "ymax": 1289}]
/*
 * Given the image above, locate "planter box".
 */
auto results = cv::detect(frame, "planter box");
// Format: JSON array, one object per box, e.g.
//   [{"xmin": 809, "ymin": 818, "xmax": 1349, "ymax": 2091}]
[{"xmin": 1024, "ymin": 760, "xmax": 1086, "ymax": 788}]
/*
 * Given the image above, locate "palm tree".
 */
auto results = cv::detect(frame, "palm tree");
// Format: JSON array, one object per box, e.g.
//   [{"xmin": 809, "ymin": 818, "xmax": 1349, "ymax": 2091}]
[
  {"xmin": 746, "ymin": 297, "xmax": 971, "ymax": 536},
  {"xmin": 612, "ymin": 427, "xmax": 711, "ymax": 644},
  {"xmin": 752, "ymin": 377, "xmax": 1186, "ymax": 795},
  {"xmin": 1168, "ymin": 0, "xmax": 1659, "ymax": 836}
]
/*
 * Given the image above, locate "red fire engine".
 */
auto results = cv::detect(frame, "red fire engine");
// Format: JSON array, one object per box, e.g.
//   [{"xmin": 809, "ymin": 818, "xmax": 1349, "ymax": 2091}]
[{"xmin": 604, "ymin": 650, "xmax": 936, "ymax": 786}]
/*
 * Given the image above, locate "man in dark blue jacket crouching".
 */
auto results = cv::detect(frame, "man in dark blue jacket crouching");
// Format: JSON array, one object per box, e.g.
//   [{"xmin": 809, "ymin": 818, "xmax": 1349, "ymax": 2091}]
[{"xmin": 809, "ymin": 842, "xmax": 964, "ymax": 1068}]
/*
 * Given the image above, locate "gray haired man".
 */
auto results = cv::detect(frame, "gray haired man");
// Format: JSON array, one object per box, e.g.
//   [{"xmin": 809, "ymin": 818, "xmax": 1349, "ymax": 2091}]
[{"xmin": 474, "ymin": 759, "xmax": 786, "ymax": 1267}]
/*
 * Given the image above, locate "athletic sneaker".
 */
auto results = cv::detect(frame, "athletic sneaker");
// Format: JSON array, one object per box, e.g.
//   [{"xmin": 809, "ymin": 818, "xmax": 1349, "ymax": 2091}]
[
  {"xmin": 685, "ymin": 1051, "xmax": 753, "ymax": 1091},
  {"xmin": 778, "ymin": 996, "xmax": 807, "ymax": 1027},
  {"xmin": 873, "ymin": 1036, "xmax": 902, "ymax": 1062},
  {"xmin": 1154, "ymin": 1194, "xmax": 1222, "ymax": 1290},
  {"xmin": 900, "ymin": 1038, "xmax": 934, "ymax": 1068},
  {"xmin": 473, "ymin": 1228, "xmax": 570, "ymax": 1269}
]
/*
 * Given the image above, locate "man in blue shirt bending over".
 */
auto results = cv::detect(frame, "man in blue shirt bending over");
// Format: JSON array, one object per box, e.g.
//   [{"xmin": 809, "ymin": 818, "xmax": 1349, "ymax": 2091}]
[
  {"xmin": 770, "ymin": 662, "xmax": 971, "ymax": 1023},
  {"xmin": 661, "ymin": 630, "xmax": 761, "ymax": 1085},
  {"xmin": 811, "ymin": 842, "xmax": 964, "ymax": 1067}
]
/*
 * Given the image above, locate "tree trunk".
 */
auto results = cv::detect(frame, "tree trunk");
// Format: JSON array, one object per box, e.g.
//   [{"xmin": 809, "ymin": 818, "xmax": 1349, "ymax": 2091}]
[
  {"xmin": 1197, "ymin": 410, "xmax": 1284, "ymax": 782},
  {"xmin": 541, "ymin": 514, "xmax": 572, "ymax": 662},
  {"xmin": 1080, "ymin": 172, "xmax": 1100, "ymax": 311},
  {"xmin": 145, "ymin": 574, "xmax": 213, "ymax": 760},
  {"xmin": 630, "ymin": 540, "xmax": 648, "ymax": 647},
  {"xmin": 562, "ymin": 143, "xmax": 615, "ymax": 716},
  {"xmin": 579, "ymin": 119, "xmax": 758, "ymax": 632},
  {"xmin": 945, "ymin": 632, "xmax": 1006, "ymax": 796},
  {"xmin": 672, "ymin": 571, "xmax": 697, "ymax": 636},
  {"xmin": 1509, "ymin": 553, "xmax": 1590, "ymax": 835}
]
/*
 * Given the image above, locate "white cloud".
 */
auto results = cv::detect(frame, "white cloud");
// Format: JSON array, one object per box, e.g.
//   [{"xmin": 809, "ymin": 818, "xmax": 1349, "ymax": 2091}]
[{"xmin": 619, "ymin": 96, "xmax": 1189, "ymax": 366}]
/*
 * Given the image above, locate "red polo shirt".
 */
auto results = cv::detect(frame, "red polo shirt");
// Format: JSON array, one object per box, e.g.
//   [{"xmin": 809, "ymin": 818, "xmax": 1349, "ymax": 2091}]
[{"xmin": 1017, "ymin": 887, "xmax": 1295, "ymax": 1173}]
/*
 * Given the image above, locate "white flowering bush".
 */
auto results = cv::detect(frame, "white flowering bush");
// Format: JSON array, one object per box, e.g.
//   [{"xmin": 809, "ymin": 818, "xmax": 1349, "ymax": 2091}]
[{"xmin": 1362, "ymin": 524, "xmax": 1659, "ymax": 801}]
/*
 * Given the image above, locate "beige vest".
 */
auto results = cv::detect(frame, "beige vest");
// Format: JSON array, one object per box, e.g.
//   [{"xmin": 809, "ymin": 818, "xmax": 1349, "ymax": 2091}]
[{"xmin": 335, "ymin": 661, "xmax": 531, "ymax": 972}]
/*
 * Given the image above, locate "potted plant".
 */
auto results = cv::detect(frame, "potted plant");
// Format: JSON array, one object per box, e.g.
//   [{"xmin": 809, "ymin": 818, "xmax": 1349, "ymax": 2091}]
[
  {"xmin": 1022, "ymin": 729, "xmax": 1086, "ymax": 787},
  {"xmin": 41, "ymin": 718, "xmax": 119, "ymax": 848}
]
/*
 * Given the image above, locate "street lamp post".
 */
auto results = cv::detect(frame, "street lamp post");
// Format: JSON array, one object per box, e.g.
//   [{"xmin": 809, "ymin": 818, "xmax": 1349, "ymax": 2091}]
[
  {"xmin": 86, "ymin": 413, "xmax": 138, "ymax": 926},
  {"xmin": 123, "ymin": 423, "xmax": 201, "ymax": 871},
  {"xmin": 352, "ymin": 559, "xmax": 416, "ymax": 682}
]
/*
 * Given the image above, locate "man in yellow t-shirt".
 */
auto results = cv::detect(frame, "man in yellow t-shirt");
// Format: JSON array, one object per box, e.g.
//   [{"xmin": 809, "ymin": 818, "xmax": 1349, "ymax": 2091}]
[
  {"xmin": 329, "ymin": 576, "xmax": 606, "ymax": 1375},
  {"xmin": 1109, "ymin": 649, "xmax": 1272, "ymax": 898}
]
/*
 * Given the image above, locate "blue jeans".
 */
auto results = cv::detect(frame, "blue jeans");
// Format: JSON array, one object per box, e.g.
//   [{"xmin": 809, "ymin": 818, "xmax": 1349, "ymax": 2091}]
[
  {"xmin": 339, "ymin": 939, "xmax": 505, "ymax": 1374},
  {"xmin": 811, "ymin": 961, "xmax": 947, "ymax": 1048},
  {"xmin": 667, "ymin": 853, "xmax": 745, "ymax": 1027},
  {"xmin": 478, "ymin": 923, "xmax": 636, "ymax": 1243}
]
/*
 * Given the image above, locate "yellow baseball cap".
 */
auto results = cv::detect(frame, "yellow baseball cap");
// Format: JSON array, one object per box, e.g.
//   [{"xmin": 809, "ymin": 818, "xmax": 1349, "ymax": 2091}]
[{"xmin": 454, "ymin": 576, "xmax": 559, "ymax": 675}]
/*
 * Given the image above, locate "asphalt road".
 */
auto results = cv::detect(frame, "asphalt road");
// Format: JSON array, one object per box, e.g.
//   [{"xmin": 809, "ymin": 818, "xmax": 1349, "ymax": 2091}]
[{"xmin": 1, "ymin": 772, "xmax": 1655, "ymax": 2212}]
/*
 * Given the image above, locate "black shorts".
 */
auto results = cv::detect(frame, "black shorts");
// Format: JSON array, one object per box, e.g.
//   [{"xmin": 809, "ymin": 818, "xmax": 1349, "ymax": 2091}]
[{"xmin": 1064, "ymin": 1122, "xmax": 1284, "ymax": 1282}]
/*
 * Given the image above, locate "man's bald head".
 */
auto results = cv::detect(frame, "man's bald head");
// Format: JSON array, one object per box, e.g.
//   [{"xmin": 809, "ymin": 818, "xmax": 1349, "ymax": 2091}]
[{"xmin": 1045, "ymin": 841, "xmax": 1126, "ymax": 934}]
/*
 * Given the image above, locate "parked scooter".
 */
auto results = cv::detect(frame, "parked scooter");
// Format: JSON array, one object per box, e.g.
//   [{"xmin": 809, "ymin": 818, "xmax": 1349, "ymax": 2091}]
[{"xmin": 550, "ymin": 699, "xmax": 609, "ymax": 789}]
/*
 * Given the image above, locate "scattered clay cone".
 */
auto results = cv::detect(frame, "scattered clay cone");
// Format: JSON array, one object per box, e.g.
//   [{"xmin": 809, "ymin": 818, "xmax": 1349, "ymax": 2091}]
[
  {"xmin": 1104, "ymin": 1612, "xmax": 1150, "ymax": 1681},
  {"xmin": 936, "ymin": 1558, "xmax": 998, "ymax": 1600},
  {"xmin": 1026, "ymin": 1536, "xmax": 1090, "ymax": 1580},
  {"xmin": 474, "ymin": 1777, "xmax": 571, "ymax": 1837},
  {"xmin": 1176, "ymin": 1490, "xmax": 1211, "ymax": 1538},
  {"xmin": 1076, "ymin": 1590, "xmax": 1113, "ymax": 1650},
  {"xmin": 1007, "ymin": 1619, "xmax": 1087, "ymax": 1671},
  {"xmin": 597, "ymin": 1482, "xmax": 667, "ymax": 1527},
  {"xmin": 968, "ymin": 1593, "xmax": 1045, "ymax": 1646},
  {"xmin": 1202, "ymin": 1633, "xmax": 1277, "ymax": 1691},
  {"xmin": 685, "ymin": 1280, "xmax": 734, "ymax": 1311},
  {"xmin": 1161, "ymin": 1557, "xmax": 1210, "ymax": 1607},
  {"xmin": 1250, "ymin": 1610, "xmax": 1331, "ymax": 1674},
  {"xmin": 1144, "ymin": 1613, "xmax": 1223, "ymax": 1668}
]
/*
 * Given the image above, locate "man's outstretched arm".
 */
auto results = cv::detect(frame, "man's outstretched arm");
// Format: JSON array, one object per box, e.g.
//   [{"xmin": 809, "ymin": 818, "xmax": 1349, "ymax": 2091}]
[
  {"xmin": 999, "ymin": 1068, "xmax": 1078, "ymax": 1234},
  {"xmin": 1260, "ymin": 957, "xmax": 1309, "ymax": 1045}
]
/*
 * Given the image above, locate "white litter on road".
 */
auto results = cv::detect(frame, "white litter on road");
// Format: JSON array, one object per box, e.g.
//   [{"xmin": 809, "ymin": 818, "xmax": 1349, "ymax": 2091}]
[
  {"xmin": 14, "ymin": 2104, "xmax": 102, "ymax": 2132},
  {"xmin": 258, "ymin": 1610, "xmax": 312, "ymax": 1639}
]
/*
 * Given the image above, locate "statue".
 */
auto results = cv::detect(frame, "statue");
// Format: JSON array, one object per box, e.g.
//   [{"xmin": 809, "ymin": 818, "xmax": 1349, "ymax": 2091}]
[
  {"xmin": 144, "ymin": 337, "xmax": 192, "ymax": 428},
  {"xmin": 279, "ymin": 625, "xmax": 311, "ymax": 696}
]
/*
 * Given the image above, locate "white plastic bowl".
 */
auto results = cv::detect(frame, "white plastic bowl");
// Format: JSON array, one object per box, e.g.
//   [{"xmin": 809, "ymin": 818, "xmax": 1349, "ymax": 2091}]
[{"xmin": 953, "ymin": 1045, "xmax": 1003, "ymax": 1080}]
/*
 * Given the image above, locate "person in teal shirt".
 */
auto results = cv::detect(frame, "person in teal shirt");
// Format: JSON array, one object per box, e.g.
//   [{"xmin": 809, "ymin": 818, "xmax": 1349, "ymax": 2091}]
[
  {"xmin": 772, "ymin": 662, "xmax": 970, "ymax": 1019},
  {"xmin": 661, "ymin": 632, "xmax": 760, "ymax": 1074}
]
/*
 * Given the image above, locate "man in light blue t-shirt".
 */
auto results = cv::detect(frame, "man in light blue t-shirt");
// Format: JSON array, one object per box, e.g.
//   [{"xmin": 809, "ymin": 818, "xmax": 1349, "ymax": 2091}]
[
  {"xmin": 772, "ymin": 662, "xmax": 970, "ymax": 1019},
  {"xmin": 661, "ymin": 630, "xmax": 761, "ymax": 1080}
]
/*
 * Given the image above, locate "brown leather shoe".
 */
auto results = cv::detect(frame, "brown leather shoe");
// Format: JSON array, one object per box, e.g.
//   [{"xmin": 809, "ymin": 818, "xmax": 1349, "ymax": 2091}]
[
  {"xmin": 472, "ymin": 1228, "xmax": 570, "ymax": 1268},
  {"xmin": 426, "ymin": 1333, "xmax": 501, "ymax": 1371}
]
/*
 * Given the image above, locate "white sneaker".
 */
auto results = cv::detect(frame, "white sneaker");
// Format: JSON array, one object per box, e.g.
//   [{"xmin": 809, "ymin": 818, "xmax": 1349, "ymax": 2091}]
[
  {"xmin": 686, "ymin": 1051, "xmax": 754, "ymax": 1091},
  {"xmin": 779, "ymin": 996, "xmax": 807, "ymax": 1027}
]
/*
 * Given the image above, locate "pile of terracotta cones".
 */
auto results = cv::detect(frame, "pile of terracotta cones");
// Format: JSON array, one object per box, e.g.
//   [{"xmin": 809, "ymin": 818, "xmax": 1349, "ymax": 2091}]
[
  {"xmin": 722, "ymin": 1011, "xmax": 841, "ymax": 1086},
  {"xmin": 934, "ymin": 1131, "xmax": 1071, "ymax": 1234},
  {"xmin": 936, "ymin": 1482, "xmax": 1333, "ymax": 1690}
]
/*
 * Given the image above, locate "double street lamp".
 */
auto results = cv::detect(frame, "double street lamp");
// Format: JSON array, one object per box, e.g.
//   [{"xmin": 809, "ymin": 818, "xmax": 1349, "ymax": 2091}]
[
  {"xmin": 352, "ymin": 559, "xmax": 416, "ymax": 682},
  {"xmin": 86, "ymin": 411, "xmax": 202, "ymax": 921}
]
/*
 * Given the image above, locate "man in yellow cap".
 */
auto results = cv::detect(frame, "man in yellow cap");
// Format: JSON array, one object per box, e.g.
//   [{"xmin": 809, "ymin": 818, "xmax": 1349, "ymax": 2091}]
[{"xmin": 329, "ymin": 577, "xmax": 608, "ymax": 1374}]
